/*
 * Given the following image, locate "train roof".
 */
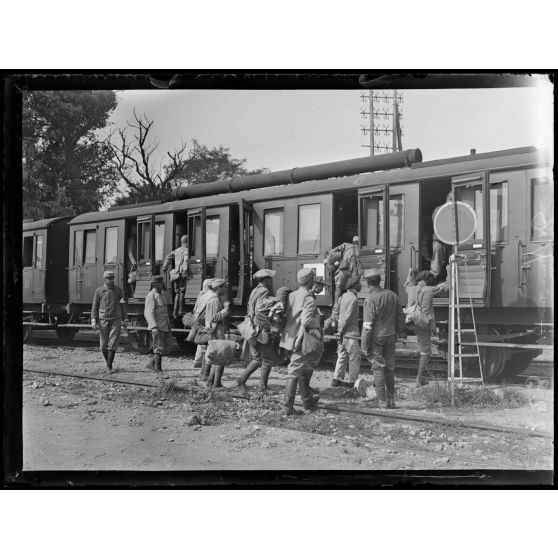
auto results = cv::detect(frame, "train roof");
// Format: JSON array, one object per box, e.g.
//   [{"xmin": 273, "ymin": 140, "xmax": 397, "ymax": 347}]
[
  {"xmin": 68, "ymin": 146, "xmax": 548, "ymax": 225},
  {"xmin": 22, "ymin": 216, "xmax": 73, "ymax": 231}
]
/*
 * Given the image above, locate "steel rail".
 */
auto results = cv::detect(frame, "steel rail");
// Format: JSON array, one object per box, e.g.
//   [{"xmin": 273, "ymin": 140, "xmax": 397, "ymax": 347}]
[{"xmin": 23, "ymin": 368, "xmax": 553, "ymax": 439}]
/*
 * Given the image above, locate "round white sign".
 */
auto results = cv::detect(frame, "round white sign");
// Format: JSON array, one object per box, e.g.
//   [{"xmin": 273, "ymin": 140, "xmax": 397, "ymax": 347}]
[{"xmin": 433, "ymin": 201, "xmax": 478, "ymax": 246}]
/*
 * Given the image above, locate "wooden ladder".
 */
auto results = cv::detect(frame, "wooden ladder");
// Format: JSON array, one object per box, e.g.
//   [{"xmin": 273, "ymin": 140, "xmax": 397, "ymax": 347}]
[{"xmin": 448, "ymin": 253, "xmax": 484, "ymax": 404}]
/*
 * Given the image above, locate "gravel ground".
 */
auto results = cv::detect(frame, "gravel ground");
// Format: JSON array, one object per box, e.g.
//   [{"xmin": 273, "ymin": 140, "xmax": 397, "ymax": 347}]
[{"xmin": 22, "ymin": 343, "xmax": 554, "ymax": 471}]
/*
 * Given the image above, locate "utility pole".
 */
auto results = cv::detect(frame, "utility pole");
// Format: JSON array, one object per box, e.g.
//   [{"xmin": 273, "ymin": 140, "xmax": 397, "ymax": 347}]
[{"xmin": 360, "ymin": 90, "xmax": 404, "ymax": 155}]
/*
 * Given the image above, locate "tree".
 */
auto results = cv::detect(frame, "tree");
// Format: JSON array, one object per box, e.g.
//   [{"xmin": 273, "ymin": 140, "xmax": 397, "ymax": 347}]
[
  {"xmin": 107, "ymin": 111, "xmax": 267, "ymax": 206},
  {"xmin": 22, "ymin": 90, "xmax": 118, "ymax": 219}
]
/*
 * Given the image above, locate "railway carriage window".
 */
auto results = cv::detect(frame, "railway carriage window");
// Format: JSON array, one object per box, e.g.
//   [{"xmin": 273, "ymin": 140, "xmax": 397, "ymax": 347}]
[
  {"xmin": 84, "ymin": 230, "xmax": 96, "ymax": 264},
  {"xmin": 455, "ymin": 187, "xmax": 484, "ymax": 240},
  {"xmin": 531, "ymin": 177, "xmax": 553, "ymax": 242},
  {"xmin": 490, "ymin": 182, "xmax": 508, "ymax": 243},
  {"xmin": 361, "ymin": 195, "xmax": 404, "ymax": 247},
  {"xmin": 298, "ymin": 204, "xmax": 321, "ymax": 253},
  {"xmin": 138, "ymin": 221, "xmax": 151, "ymax": 261},
  {"xmin": 104, "ymin": 226, "xmax": 118, "ymax": 264},
  {"xmin": 23, "ymin": 236, "xmax": 34, "ymax": 267},
  {"xmin": 155, "ymin": 222, "xmax": 165, "ymax": 261},
  {"xmin": 264, "ymin": 208, "xmax": 284, "ymax": 255},
  {"xmin": 206, "ymin": 217, "xmax": 220, "ymax": 258},
  {"xmin": 35, "ymin": 235, "xmax": 43, "ymax": 269},
  {"xmin": 74, "ymin": 230, "xmax": 84, "ymax": 265}
]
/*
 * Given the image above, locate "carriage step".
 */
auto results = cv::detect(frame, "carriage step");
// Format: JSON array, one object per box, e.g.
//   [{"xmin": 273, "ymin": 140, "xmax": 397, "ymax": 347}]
[
  {"xmin": 455, "ymin": 329, "xmax": 476, "ymax": 333},
  {"xmin": 453, "ymin": 353, "xmax": 480, "ymax": 358}
]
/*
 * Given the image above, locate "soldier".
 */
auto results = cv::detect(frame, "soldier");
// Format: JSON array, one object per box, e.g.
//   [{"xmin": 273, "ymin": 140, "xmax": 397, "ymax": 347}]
[
  {"xmin": 162, "ymin": 234, "xmax": 189, "ymax": 319},
  {"xmin": 236, "ymin": 269, "xmax": 277, "ymax": 396},
  {"xmin": 331, "ymin": 278, "xmax": 362, "ymax": 388},
  {"xmin": 307, "ymin": 275, "xmax": 326, "ymax": 394},
  {"xmin": 279, "ymin": 268, "xmax": 321, "ymax": 415},
  {"xmin": 361, "ymin": 269, "xmax": 405, "ymax": 408},
  {"xmin": 327, "ymin": 236, "xmax": 363, "ymax": 303},
  {"xmin": 91, "ymin": 270, "xmax": 128, "ymax": 373},
  {"xmin": 201, "ymin": 278, "xmax": 231, "ymax": 388},
  {"xmin": 144, "ymin": 275, "xmax": 171, "ymax": 374},
  {"xmin": 192, "ymin": 278, "xmax": 213, "ymax": 368},
  {"xmin": 411, "ymin": 269, "xmax": 449, "ymax": 387}
]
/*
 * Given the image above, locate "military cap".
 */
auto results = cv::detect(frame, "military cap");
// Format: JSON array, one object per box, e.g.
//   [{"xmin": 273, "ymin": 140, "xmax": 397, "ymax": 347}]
[
  {"xmin": 352, "ymin": 235, "xmax": 360, "ymax": 244},
  {"xmin": 297, "ymin": 268, "xmax": 315, "ymax": 283},
  {"xmin": 202, "ymin": 278, "xmax": 213, "ymax": 290},
  {"xmin": 212, "ymin": 278, "xmax": 227, "ymax": 288},
  {"xmin": 103, "ymin": 270, "xmax": 115, "ymax": 278},
  {"xmin": 253, "ymin": 269, "xmax": 276, "ymax": 280},
  {"xmin": 151, "ymin": 275, "xmax": 165, "ymax": 283},
  {"xmin": 363, "ymin": 268, "xmax": 382, "ymax": 279},
  {"xmin": 180, "ymin": 235, "xmax": 188, "ymax": 244}
]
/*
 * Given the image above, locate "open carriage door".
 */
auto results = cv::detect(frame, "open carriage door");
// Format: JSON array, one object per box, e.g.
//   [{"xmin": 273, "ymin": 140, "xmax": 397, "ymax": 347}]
[
  {"xmin": 184, "ymin": 207, "xmax": 206, "ymax": 302},
  {"xmin": 450, "ymin": 172, "xmax": 491, "ymax": 305},
  {"xmin": 358, "ymin": 184, "xmax": 390, "ymax": 301},
  {"xmin": 233, "ymin": 199, "xmax": 253, "ymax": 305},
  {"xmin": 132, "ymin": 214, "xmax": 155, "ymax": 299}
]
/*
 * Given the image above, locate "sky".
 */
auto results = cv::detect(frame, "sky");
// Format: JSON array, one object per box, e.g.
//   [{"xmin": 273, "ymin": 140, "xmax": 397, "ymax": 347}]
[{"xmin": 104, "ymin": 80, "xmax": 553, "ymax": 175}]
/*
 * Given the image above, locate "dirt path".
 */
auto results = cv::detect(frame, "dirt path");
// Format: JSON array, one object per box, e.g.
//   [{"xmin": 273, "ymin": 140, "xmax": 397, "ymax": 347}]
[{"xmin": 23, "ymin": 344, "xmax": 554, "ymax": 471}]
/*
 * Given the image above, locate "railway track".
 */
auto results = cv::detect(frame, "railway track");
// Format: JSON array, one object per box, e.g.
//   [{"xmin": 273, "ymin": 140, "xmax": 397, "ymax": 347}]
[
  {"xmin": 23, "ymin": 367, "xmax": 553, "ymax": 440},
  {"xmin": 25, "ymin": 332, "xmax": 553, "ymax": 386}
]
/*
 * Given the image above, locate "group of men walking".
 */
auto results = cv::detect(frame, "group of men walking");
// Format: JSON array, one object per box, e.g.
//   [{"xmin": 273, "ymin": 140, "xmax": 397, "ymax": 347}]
[{"xmin": 91, "ymin": 236, "xmax": 445, "ymax": 415}]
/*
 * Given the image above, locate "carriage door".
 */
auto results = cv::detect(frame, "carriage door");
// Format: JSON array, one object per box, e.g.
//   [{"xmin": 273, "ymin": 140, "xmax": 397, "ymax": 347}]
[
  {"xmin": 233, "ymin": 199, "xmax": 253, "ymax": 305},
  {"xmin": 100, "ymin": 221, "xmax": 124, "ymax": 289},
  {"xmin": 23, "ymin": 232, "xmax": 35, "ymax": 303},
  {"xmin": 389, "ymin": 183, "xmax": 419, "ymax": 305},
  {"xmin": 184, "ymin": 208, "xmax": 205, "ymax": 302},
  {"xmin": 358, "ymin": 185, "xmax": 389, "ymax": 300},
  {"xmin": 451, "ymin": 172, "xmax": 491, "ymax": 304}
]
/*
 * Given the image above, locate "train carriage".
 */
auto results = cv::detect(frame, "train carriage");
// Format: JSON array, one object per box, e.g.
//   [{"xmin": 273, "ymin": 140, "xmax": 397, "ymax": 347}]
[{"xmin": 22, "ymin": 146, "xmax": 553, "ymax": 380}]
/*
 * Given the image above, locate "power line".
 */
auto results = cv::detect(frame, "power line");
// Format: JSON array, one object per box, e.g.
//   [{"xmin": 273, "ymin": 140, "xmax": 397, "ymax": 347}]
[{"xmin": 360, "ymin": 90, "xmax": 404, "ymax": 155}]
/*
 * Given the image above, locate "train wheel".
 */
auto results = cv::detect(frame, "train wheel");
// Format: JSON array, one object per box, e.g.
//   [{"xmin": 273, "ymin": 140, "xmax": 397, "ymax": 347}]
[
  {"xmin": 481, "ymin": 346, "xmax": 507, "ymax": 382},
  {"xmin": 23, "ymin": 325, "xmax": 33, "ymax": 343},
  {"xmin": 56, "ymin": 328, "xmax": 77, "ymax": 342},
  {"xmin": 128, "ymin": 330, "xmax": 152, "ymax": 355},
  {"xmin": 525, "ymin": 376, "xmax": 541, "ymax": 389}
]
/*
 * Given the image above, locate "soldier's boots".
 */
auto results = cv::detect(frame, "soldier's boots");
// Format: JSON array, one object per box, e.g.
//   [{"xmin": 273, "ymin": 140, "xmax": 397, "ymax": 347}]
[
  {"xmin": 236, "ymin": 360, "xmax": 260, "ymax": 396},
  {"xmin": 331, "ymin": 378, "xmax": 342, "ymax": 388},
  {"xmin": 205, "ymin": 366, "xmax": 216, "ymax": 388},
  {"xmin": 145, "ymin": 354, "xmax": 157, "ymax": 372},
  {"xmin": 173, "ymin": 294, "xmax": 180, "ymax": 319},
  {"xmin": 106, "ymin": 350, "xmax": 115, "ymax": 372},
  {"xmin": 102, "ymin": 349, "xmax": 109, "ymax": 364},
  {"xmin": 200, "ymin": 362, "xmax": 212, "ymax": 382},
  {"xmin": 259, "ymin": 363, "xmax": 272, "ymax": 393},
  {"xmin": 415, "ymin": 354, "xmax": 430, "ymax": 387},
  {"xmin": 384, "ymin": 367, "xmax": 396, "ymax": 409},
  {"xmin": 213, "ymin": 365, "xmax": 225, "ymax": 389},
  {"xmin": 374, "ymin": 368, "xmax": 388, "ymax": 407},
  {"xmin": 299, "ymin": 375, "xmax": 320, "ymax": 411},
  {"xmin": 154, "ymin": 354, "xmax": 163, "ymax": 372},
  {"xmin": 178, "ymin": 295, "xmax": 186, "ymax": 316},
  {"xmin": 282, "ymin": 377, "xmax": 298, "ymax": 415}
]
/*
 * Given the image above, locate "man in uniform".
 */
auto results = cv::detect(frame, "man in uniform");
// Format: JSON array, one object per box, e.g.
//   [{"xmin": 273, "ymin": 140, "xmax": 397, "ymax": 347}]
[
  {"xmin": 192, "ymin": 278, "xmax": 213, "ymax": 368},
  {"xmin": 91, "ymin": 270, "xmax": 128, "ymax": 373},
  {"xmin": 201, "ymin": 278, "xmax": 231, "ymax": 388},
  {"xmin": 162, "ymin": 234, "xmax": 189, "ymax": 319},
  {"xmin": 328, "ymin": 236, "xmax": 363, "ymax": 303},
  {"xmin": 144, "ymin": 275, "xmax": 171, "ymax": 374},
  {"xmin": 331, "ymin": 278, "xmax": 362, "ymax": 388},
  {"xmin": 279, "ymin": 268, "xmax": 321, "ymax": 415},
  {"xmin": 236, "ymin": 269, "xmax": 277, "ymax": 396},
  {"xmin": 361, "ymin": 269, "xmax": 405, "ymax": 408}
]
